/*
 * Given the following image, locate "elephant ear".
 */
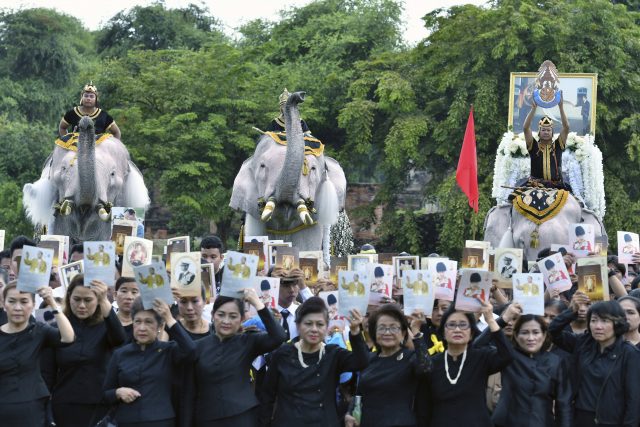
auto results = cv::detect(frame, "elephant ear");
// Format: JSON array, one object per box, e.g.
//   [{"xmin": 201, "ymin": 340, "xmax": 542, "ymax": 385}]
[
  {"xmin": 230, "ymin": 157, "xmax": 260, "ymax": 219},
  {"xmin": 325, "ymin": 157, "xmax": 347, "ymax": 210},
  {"xmin": 22, "ymin": 154, "xmax": 56, "ymax": 227},
  {"xmin": 124, "ymin": 161, "xmax": 150, "ymax": 209}
]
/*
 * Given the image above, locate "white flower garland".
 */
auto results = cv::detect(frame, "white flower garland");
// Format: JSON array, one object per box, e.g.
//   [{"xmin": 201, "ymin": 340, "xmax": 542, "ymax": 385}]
[{"xmin": 492, "ymin": 131, "xmax": 605, "ymax": 219}]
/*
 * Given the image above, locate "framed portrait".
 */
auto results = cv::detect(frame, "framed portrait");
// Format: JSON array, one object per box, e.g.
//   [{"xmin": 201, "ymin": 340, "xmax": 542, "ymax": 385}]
[
  {"xmin": 509, "ymin": 72, "xmax": 597, "ymax": 136},
  {"xmin": 58, "ymin": 260, "xmax": 84, "ymax": 290},
  {"xmin": 171, "ymin": 251, "xmax": 201, "ymax": 297},
  {"xmin": 330, "ymin": 256, "xmax": 348, "ymax": 284},
  {"xmin": 165, "ymin": 236, "xmax": 190, "ymax": 273},
  {"xmin": 122, "ymin": 237, "xmax": 153, "ymax": 278},
  {"xmin": 201, "ymin": 263, "xmax": 215, "ymax": 303},
  {"xmin": 266, "ymin": 242, "xmax": 292, "ymax": 269},
  {"xmin": 347, "ymin": 254, "xmax": 378, "ymax": 273}
]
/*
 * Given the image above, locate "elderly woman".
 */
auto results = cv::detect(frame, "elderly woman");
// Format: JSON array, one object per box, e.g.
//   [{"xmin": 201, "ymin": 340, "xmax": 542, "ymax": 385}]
[
  {"xmin": 0, "ymin": 283, "xmax": 74, "ymax": 427},
  {"xmin": 49, "ymin": 275, "xmax": 127, "ymax": 427},
  {"xmin": 260, "ymin": 296, "xmax": 370, "ymax": 427},
  {"xmin": 549, "ymin": 294, "xmax": 640, "ymax": 426},
  {"xmin": 103, "ymin": 297, "xmax": 196, "ymax": 427},
  {"xmin": 345, "ymin": 304, "xmax": 431, "ymax": 427},
  {"xmin": 426, "ymin": 300, "xmax": 513, "ymax": 427},
  {"xmin": 477, "ymin": 314, "xmax": 571, "ymax": 427},
  {"xmin": 194, "ymin": 288, "xmax": 286, "ymax": 427}
]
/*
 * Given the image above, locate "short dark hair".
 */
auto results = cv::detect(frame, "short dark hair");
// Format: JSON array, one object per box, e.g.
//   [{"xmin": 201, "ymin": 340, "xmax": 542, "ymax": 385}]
[
  {"xmin": 70, "ymin": 244, "xmax": 83, "ymax": 258},
  {"xmin": 0, "ymin": 267, "xmax": 8, "ymax": 284},
  {"xmin": 0, "ymin": 249, "xmax": 10, "ymax": 261},
  {"xmin": 200, "ymin": 235, "xmax": 224, "ymax": 252},
  {"xmin": 10, "ymin": 235, "xmax": 36, "ymax": 258},
  {"xmin": 618, "ymin": 296, "xmax": 640, "ymax": 318},
  {"xmin": 2, "ymin": 282, "xmax": 35, "ymax": 302},
  {"xmin": 587, "ymin": 301, "xmax": 628, "ymax": 337},
  {"xmin": 512, "ymin": 314, "xmax": 550, "ymax": 352},
  {"xmin": 438, "ymin": 306, "xmax": 480, "ymax": 344},
  {"xmin": 64, "ymin": 274, "xmax": 103, "ymax": 325},
  {"xmin": 131, "ymin": 297, "xmax": 163, "ymax": 325},
  {"xmin": 212, "ymin": 296, "xmax": 244, "ymax": 316},
  {"xmin": 115, "ymin": 276, "xmax": 136, "ymax": 292},
  {"xmin": 368, "ymin": 304, "xmax": 409, "ymax": 350},
  {"xmin": 544, "ymin": 299, "xmax": 568, "ymax": 313},
  {"xmin": 295, "ymin": 296, "xmax": 328, "ymax": 324}
]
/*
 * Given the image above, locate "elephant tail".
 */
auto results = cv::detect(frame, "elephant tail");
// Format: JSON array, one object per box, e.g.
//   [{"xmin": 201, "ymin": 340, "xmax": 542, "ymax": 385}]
[
  {"xmin": 23, "ymin": 177, "xmax": 56, "ymax": 227},
  {"xmin": 316, "ymin": 175, "xmax": 339, "ymax": 225}
]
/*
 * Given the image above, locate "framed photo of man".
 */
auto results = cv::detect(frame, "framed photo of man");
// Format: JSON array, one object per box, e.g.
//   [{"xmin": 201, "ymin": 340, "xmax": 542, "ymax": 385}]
[
  {"xmin": 59, "ymin": 260, "xmax": 84, "ymax": 291},
  {"xmin": 509, "ymin": 72, "xmax": 597, "ymax": 136},
  {"xmin": 171, "ymin": 251, "xmax": 201, "ymax": 297}
]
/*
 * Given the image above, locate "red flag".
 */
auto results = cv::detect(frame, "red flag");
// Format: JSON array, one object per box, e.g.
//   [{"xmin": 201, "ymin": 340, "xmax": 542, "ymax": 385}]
[{"xmin": 456, "ymin": 106, "xmax": 478, "ymax": 213}]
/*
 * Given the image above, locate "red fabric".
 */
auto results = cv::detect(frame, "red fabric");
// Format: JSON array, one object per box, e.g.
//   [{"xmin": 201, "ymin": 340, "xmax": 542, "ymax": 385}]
[{"xmin": 456, "ymin": 107, "xmax": 479, "ymax": 213}]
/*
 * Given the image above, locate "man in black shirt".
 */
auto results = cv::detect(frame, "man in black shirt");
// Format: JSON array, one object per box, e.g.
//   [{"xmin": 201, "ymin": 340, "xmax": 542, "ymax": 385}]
[{"xmin": 58, "ymin": 82, "xmax": 121, "ymax": 139}]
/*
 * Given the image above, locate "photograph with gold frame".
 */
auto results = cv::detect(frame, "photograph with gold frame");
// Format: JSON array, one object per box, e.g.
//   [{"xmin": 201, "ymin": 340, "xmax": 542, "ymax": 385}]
[
  {"xmin": 509, "ymin": 72, "xmax": 597, "ymax": 136},
  {"xmin": 347, "ymin": 254, "xmax": 378, "ymax": 273}
]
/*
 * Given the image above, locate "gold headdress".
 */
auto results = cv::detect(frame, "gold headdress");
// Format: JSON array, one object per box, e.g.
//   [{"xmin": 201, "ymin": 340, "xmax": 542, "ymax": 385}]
[
  {"xmin": 80, "ymin": 81, "xmax": 99, "ymax": 104},
  {"xmin": 278, "ymin": 88, "xmax": 290, "ymax": 106},
  {"xmin": 538, "ymin": 115, "xmax": 553, "ymax": 128}
]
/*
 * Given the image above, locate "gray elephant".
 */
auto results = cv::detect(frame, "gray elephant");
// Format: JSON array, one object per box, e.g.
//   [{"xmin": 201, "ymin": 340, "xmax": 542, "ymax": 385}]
[
  {"xmin": 230, "ymin": 91, "xmax": 346, "ymax": 255},
  {"xmin": 483, "ymin": 194, "xmax": 606, "ymax": 261},
  {"xmin": 23, "ymin": 116, "xmax": 149, "ymax": 241}
]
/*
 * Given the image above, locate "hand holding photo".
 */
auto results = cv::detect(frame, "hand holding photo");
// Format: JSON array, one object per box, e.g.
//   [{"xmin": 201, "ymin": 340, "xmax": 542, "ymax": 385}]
[
  {"xmin": 538, "ymin": 252, "xmax": 572, "ymax": 292},
  {"xmin": 134, "ymin": 262, "xmax": 172, "ymax": 309},
  {"xmin": 512, "ymin": 273, "xmax": 544, "ymax": 315},
  {"xmin": 122, "ymin": 237, "xmax": 153, "ymax": 277},
  {"xmin": 368, "ymin": 264, "xmax": 393, "ymax": 305},
  {"xmin": 83, "ymin": 241, "xmax": 116, "ymax": 286},
  {"xmin": 429, "ymin": 260, "xmax": 457, "ymax": 301},
  {"xmin": 17, "ymin": 245, "xmax": 54, "ymax": 293},
  {"xmin": 338, "ymin": 270, "xmax": 370, "ymax": 317},
  {"xmin": 455, "ymin": 269, "xmax": 492, "ymax": 312},
  {"xmin": 220, "ymin": 251, "xmax": 259, "ymax": 298},
  {"xmin": 617, "ymin": 231, "xmax": 639, "ymax": 264},
  {"xmin": 403, "ymin": 270, "xmax": 434, "ymax": 316}
]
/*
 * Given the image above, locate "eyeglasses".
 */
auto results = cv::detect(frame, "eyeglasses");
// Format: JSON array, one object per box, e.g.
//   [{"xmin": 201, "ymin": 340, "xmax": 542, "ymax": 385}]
[
  {"xmin": 376, "ymin": 326, "xmax": 401, "ymax": 334},
  {"xmin": 444, "ymin": 322, "xmax": 470, "ymax": 330}
]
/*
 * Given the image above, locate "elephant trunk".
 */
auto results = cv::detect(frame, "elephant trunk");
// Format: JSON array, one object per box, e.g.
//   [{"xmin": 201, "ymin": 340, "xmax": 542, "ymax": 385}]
[
  {"xmin": 77, "ymin": 116, "xmax": 97, "ymax": 207},
  {"xmin": 274, "ymin": 91, "xmax": 305, "ymax": 204}
]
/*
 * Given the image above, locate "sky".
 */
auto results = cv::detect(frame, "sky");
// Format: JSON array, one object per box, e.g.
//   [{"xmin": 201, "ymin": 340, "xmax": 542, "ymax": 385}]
[{"xmin": 3, "ymin": 0, "xmax": 488, "ymax": 45}]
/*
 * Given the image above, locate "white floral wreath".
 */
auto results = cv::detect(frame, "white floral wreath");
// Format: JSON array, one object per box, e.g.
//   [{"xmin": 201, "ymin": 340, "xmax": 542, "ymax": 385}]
[{"xmin": 492, "ymin": 131, "xmax": 605, "ymax": 219}]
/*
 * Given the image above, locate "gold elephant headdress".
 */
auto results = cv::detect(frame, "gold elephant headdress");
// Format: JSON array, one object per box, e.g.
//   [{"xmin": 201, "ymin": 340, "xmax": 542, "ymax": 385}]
[{"xmin": 80, "ymin": 81, "xmax": 99, "ymax": 104}]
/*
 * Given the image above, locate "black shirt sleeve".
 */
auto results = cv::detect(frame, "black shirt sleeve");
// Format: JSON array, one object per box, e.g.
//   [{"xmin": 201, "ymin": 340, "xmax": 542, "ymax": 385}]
[
  {"xmin": 249, "ymin": 307, "xmax": 287, "ymax": 357},
  {"xmin": 548, "ymin": 308, "xmax": 579, "ymax": 353},
  {"xmin": 104, "ymin": 309, "xmax": 127, "ymax": 348},
  {"xmin": 336, "ymin": 332, "xmax": 369, "ymax": 372}
]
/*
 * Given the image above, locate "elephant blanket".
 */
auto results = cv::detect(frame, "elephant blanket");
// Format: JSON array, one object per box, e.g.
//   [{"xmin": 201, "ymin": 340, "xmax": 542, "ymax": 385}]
[
  {"xmin": 510, "ymin": 187, "xmax": 570, "ymax": 225},
  {"xmin": 265, "ymin": 131, "xmax": 325, "ymax": 157},
  {"xmin": 55, "ymin": 132, "xmax": 112, "ymax": 151}
]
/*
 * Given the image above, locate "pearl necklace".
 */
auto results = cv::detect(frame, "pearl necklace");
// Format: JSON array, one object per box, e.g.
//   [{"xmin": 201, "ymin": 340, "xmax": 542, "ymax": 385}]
[
  {"xmin": 295, "ymin": 341, "xmax": 326, "ymax": 368},
  {"xmin": 444, "ymin": 349, "xmax": 467, "ymax": 385}
]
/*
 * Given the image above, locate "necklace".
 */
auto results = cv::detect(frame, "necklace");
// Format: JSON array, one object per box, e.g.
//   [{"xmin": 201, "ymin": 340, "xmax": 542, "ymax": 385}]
[
  {"xmin": 444, "ymin": 349, "xmax": 467, "ymax": 385},
  {"xmin": 295, "ymin": 341, "xmax": 325, "ymax": 368}
]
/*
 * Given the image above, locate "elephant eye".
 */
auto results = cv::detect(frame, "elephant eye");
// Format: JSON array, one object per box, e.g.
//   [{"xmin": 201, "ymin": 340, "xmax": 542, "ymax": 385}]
[
  {"xmin": 260, "ymin": 163, "xmax": 266, "ymax": 168},
  {"xmin": 110, "ymin": 171, "xmax": 116, "ymax": 177},
  {"xmin": 311, "ymin": 166, "xmax": 316, "ymax": 171}
]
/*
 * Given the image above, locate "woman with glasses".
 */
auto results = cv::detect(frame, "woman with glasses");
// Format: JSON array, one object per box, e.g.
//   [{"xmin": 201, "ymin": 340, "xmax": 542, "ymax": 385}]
[
  {"xmin": 426, "ymin": 300, "xmax": 513, "ymax": 427},
  {"xmin": 344, "ymin": 304, "xmax": 431, "ymax": 427},
  {"xmin": 478, "ymin": 314, "xmax": 571, "ymax": 427}
]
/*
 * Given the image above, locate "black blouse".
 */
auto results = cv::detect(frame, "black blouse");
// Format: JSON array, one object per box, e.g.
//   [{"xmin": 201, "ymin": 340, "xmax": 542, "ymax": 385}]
[
  {"xmin": 357, "ymin": 338, "xmax": 431, "ymax": 427},
  {"xmin": 194, "ymin": 307, "xmax": 286, "ymax": 422},
  {"xmin": 427, "ymin": 330, "xmax": 513, "ymax": 427},
  {"xmin": 260, "ymin": 332, "xmax": 370, "ymax": 427},
  {"xmin": 50, "ymin": 309, "xmax": 126, "ymax": 405},
  {"xmin": 62, "ymin": 107, "xmax": 114, "ymax": 134},
  {"xmin": 0, "ymin": 322, "xmax": 68, "ymax": 403},
  {"xmin": 103, "ymin": 323, "xmax": 196, "ymax": 424}
]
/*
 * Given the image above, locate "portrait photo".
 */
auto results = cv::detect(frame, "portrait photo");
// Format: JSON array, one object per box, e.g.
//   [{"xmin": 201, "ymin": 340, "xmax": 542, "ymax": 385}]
[
  {"xmin": 348, "ymin": 254, "xmax": 378, "ymax": 273},
  {"xmin": 59, "ymin": 260, "xmax": 84, "ymax": 290},
  {"xmin": 509, "ymin": 72, "xmax": 597, "ymax": 136}
]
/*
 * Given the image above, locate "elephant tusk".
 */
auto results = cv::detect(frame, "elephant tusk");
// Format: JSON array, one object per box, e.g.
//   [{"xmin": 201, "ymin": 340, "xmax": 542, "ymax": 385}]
[
  {"xmin": 60, "ymin": 199, "xmax": 74, "ymax": 216},
  {"xmin": 297, "ymin": 203, "xmax": 314, "ymax": 226},
  {"xmin": 98, "ymin": 207, "xmax": 110, "ymax": 221},
  {"xmin": 261, "ymin": 200, "xmax": 276, "ymax": 222}
]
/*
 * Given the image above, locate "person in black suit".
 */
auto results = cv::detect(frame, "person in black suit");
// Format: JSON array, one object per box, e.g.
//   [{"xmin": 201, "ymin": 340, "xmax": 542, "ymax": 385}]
[
  {"xmin": 260, "ymin": 297, "xmax": 370, "ymax": 427},
  {"xmin": 193, "ymin": 288, "xmax": 286, "ymax": 427},
  {"xmin": 103, "ymin": 297, "xmax": 196, "ymax": 427},
  {"xmin": 48, "ymin": 275, "xmax": 127, "ymax": 427},
  {"xmin": 0, "ymin": 283, "xmax": 74, "ymax": 427}
]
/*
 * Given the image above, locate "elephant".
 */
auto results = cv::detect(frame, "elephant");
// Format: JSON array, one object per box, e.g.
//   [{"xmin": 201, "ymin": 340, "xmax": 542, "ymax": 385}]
[
  {"xmin": 229, "ymin": 91, "xmax": 346, "ymax": 257},
  {"xmin": 23, "ymin": 116, "xmax": 150, "ymax": 241},
  {"xmin": 483, "ymin": 194, "xmax": 606, "ymax": 262}
]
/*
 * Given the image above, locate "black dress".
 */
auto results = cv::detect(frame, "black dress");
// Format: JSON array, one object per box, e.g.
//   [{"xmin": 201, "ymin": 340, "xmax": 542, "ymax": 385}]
[
  {"xmin": 62, "ymin": 107, "xmax": 115, "ymax": 134},
  {"xmin": 260, "ymin": 332, "xmax": 370, "ymax": 427},
  {"xmin": 356, "ymin": 338, "xmax": 431, "ymax": 427},
  {"xmin": 50, "ymin": 309, "xmax": 127, "ymax": 427},
  {"xmin": 103, "ymin": 323, "xmax": 196, "ymax": 427},
  {"xmin": 193, "ymin": 307, "xmax": 286, "ymax": 427},
  {"xmin": 426, "ymin": 330, "xmax": 513, "ymax": 427},
  {"xmin": 0, "ymin": 322, "xmax": 70, "ymax": 427}
]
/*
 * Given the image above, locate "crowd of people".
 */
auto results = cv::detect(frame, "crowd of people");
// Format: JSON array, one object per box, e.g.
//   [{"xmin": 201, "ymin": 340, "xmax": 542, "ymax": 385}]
[{"xmin": 2, "ymin": 232, "xmax": 640, "ymax": 427}]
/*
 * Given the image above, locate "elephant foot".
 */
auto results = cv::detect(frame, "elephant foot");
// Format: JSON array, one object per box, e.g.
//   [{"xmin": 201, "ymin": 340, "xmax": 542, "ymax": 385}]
[
  {"xmin": 261, "ymin": 199, "xmax": 276, "ymax": 222},
  {"xmin": 297, "ymin": 201, "xmax": 314, "ymax": 225}
]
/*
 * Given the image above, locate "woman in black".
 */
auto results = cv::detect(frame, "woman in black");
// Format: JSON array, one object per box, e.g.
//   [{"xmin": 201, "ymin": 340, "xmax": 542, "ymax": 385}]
[
  {"xmin": 177, "ymin": 286, "xmax": 210, "ymax": 340},
  {"xmin": 103, "ymin": 297, "xmax": 196, "ymax": 427},
  {"xmin": 549, "ymin": 294, "xmax": 640, "ymax": 426},
  {"xmin": 0, "ymin": 283, "xmax": 74, "ymax": 427},
  {"xmin": 194, "ymin": 288, "xmax": 286, "ymax": 427},
  {"xmin": 260, "ymin": 296, "xmax": 370, "ymax": 427},
  {"xmin": 426, "ymin": 300, "xmax": 513, "ymax": 427},
  {"xmin": 478, "ymin": 314, "xmax": 571, "ymax": 427},
  {"xmin": 115, "ymin": 277, "xmax": 139, "ymax": 342},
  {"xmin": 49, "ymin": 275, "xmax": 127, "ymax": 427},
  {"xmin": 345, "ymin": 304, "xmax": 431, "ymax": 427},
  {"xmin": 619, "ymin": 296, "xmax": 640, "ymax": 347}
]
